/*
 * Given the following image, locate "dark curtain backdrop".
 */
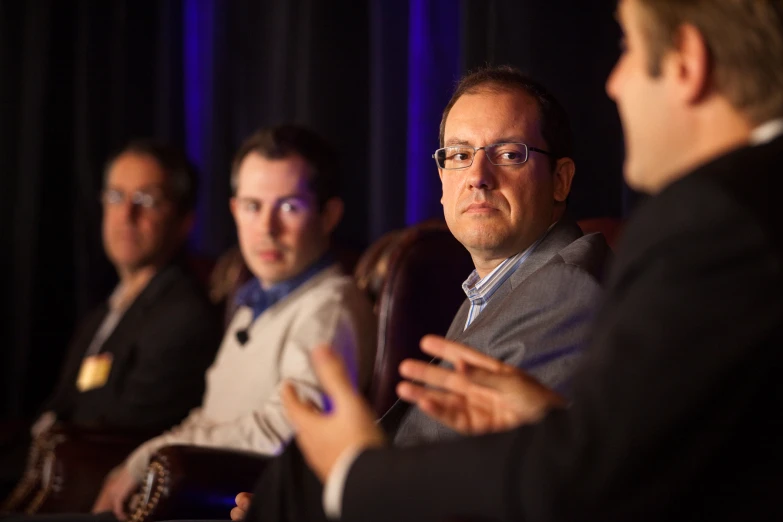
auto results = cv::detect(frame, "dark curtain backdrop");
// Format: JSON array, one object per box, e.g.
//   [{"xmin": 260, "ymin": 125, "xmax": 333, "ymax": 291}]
[{"xmin": 0, "ymin": 0, "xmax": 628, "ymax": 420}]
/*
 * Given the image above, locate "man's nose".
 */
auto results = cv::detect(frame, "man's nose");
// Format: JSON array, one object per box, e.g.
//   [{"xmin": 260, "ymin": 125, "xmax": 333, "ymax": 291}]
[
  {"xmin": 465, "ymin": 150, "xmax": 497, "ymax": 190},
  {"xmin": 257, "ymin": 208, "xmax": 280, "ymax": 237},
  {"xmin": 118, "ymin": 200, "xmax": 142, "ymax": 223}
]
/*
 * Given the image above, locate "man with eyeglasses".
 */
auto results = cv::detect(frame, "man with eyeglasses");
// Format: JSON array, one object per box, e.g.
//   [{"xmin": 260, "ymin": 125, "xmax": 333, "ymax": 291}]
[
  {"xmin": 229, "ymin": 65, "xmax": 611, "ymax": 522},
  {"xmin": 1, "ymin": 140, "xmax": 221, "ymax": 502}
]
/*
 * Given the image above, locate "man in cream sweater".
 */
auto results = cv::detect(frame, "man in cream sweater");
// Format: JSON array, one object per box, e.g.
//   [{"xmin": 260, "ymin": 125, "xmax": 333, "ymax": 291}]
[{"xmin": 92, "ymin": 125, "xmax": 377, "ymax": 519}]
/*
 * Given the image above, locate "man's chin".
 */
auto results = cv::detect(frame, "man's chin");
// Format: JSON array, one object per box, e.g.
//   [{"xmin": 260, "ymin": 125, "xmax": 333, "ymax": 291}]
[
  {"xmin": 459, "ymin": 234, "xmax": 509, "ymax": 255},
  {"xmin": 112, "ymin": 256, "xmax": 157, "ymax": 275},
  {"xmin": 252, "ymin": 265, "xmax": 297, "ymax": 288}
]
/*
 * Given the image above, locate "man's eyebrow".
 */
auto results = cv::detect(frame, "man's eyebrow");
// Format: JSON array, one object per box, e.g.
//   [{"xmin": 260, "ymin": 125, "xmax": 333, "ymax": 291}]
[
  {"xmin": 276, "ymin": 193, "xmax": 310, "ymax": 203},
  {"xmin": 443, "ymin": 137, "xmax": 530, "ymax": 147},
  {"xmin": 106, "ymin": 183, "xmax": 167, "ymax": 193},
  {"xmin": 235, "ymin": 193, "xmax": 311, "ymax": 203}
]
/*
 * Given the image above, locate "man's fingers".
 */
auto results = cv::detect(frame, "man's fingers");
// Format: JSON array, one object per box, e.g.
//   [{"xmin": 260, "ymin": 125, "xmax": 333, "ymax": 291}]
[
  {"xmin": 230, "ymin": 507, "xmax": 246, "ymax": 521},
  {"xmin": 397, "ymin": 382, "xmax": 462, "ymax": 408},
  {"xmin": 310, "ymin": 345, "xmax": 355, "ymax": 403},
  {"xmin": 399, "ymin": 359, "xmax": 472, "ymax": 393},
  {"xmin": 459, "ymin": 365, "xmax": 516, "ymax": 389},
  {"xmin": 397, "ymin": 382, "xmax": 469, "ymax": 427},
  {"xmin": 113, "ymin": 494, "xmax": 127, "ymax": 521},
  {"xmin": 281, "ymin": 381, "xmax": 320, "ymax": 431},
  {"xmin": 420, "ymin": 335, "xmax": 507, "ymax": 372},
  {"xmin": 235, "ymin": 492, "xmax": 253, "ymax": 510},
  {"xmin": 91, "ymin": 493, "xmax": 110, "ymax": 514},
  {"xmin": 396, "ymin": 380, "xmax": 429, "ymax": 403},
  {"xmin": 417, "ymin": 394, "xmax": 470, "ymax": 431}
]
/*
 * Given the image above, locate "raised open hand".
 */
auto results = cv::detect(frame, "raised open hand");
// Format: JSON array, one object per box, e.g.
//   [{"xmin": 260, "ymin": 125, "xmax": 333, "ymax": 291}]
[{"xmin": 396, "ymin": 335, "xmax": 566, "ymax": 435}]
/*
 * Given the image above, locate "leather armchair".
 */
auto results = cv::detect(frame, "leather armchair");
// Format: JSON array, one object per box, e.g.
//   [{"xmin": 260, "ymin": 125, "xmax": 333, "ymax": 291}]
[
  {"xmin": 1, "ymin": 423, "xmax": 45, "ymax": 514},
  {"xmin": 126, "ymin": 220, "xmax": 474, "ymax": 522},
  {"xmin": 366, "ymin": 220, "xmax": 474, "ymax": 414},
  {"xmin": 577, "ymin": 217, "xmax": 624, "ymax": 249},
  {"xmin": 127, "ymin": 445, "xmax": 270, "ymax": 522},
  {"xmin": 1, "ymin": 424, "xmax": 154, "ymax": 514}
]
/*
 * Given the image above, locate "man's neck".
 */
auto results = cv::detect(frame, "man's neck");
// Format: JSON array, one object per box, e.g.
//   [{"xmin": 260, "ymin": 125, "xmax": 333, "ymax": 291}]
[
  {"xmin": 115, "ymin": 265, "xmax": 159, "ymax": 309},
  {"xmin": 648, "ymin": 102, "xmax": 754, "ymax": 194},
  {"xmin": 258, "ymin": 248, "xmax": 331, "ymax": 291},
  {"xmin": 472, "ymin": 217, "xmax": 561, "ymax": 279},
  {"xmin": 473, "ymin": 256, "xmax": 511, "ymax": 280}
]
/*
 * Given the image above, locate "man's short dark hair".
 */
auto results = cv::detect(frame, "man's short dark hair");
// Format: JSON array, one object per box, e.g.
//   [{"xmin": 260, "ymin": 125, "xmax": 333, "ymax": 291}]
[
  {"xmin": 230, "ymin": 125, "xmax": 341, "ymax": 210},
  {"xmin": 439, "ymin": 65, "xmax": 574, "ymax": 164},
  {"xmin": 105, "ymin": 140, "xmax": 199, "ymax": 216}
]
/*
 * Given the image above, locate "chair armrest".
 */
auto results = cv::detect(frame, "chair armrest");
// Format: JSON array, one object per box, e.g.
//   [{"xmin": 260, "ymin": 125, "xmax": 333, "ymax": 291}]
[
  {"xmin": 130, "ymin": 445, "xmax": 271, "ymax": 522},
  {"xmin": 33, "ymin": 425, "xmax": 154, "ymax": 514}
]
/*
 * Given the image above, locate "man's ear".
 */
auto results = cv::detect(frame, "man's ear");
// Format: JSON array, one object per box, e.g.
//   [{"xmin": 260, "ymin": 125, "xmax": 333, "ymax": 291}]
[
  {"xmin": 321, "ymin": 197, "xmax": 344, "ymax": 234},
  {"xmin": 229, "ymin": 197, "xmax": 239, "ymax": 224},
  {"xmin": 438, "ymin": 168, "xmax": 446, "ymax": 205},
  {"xmin": 553, "ymin": 157, "xmax": 575, "ymax": 204},
  {"xmin": 669, "ymin": 23, "xmax": 711, "ymax": 105}
]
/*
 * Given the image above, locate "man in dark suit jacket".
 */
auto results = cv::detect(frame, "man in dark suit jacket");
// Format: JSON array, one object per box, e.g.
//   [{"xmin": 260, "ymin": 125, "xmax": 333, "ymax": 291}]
[
  {"xmin": 281, "ymin": 1, "xmax": 783, "ymax": 521},
  {"xmin": 43, "ymin": 261, "xmax": 220, "ymax": 432},
  {"xmin": 1, "ymin": 140, "xmax": 221, "ymax": 498}
]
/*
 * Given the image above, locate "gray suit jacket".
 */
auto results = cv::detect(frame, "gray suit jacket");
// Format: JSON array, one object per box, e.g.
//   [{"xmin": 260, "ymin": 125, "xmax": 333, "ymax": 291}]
[{"xmin": 390, "ymin": 219, "xmax": 609, "ymax": 446}]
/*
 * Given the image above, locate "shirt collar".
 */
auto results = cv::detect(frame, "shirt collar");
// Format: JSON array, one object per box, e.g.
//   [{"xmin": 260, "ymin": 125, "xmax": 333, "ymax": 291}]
[
  {"xmin": 235, "ymin": 251, "xmax": 336, "ymax": 320},
  {"xmin": 750, "ymin": 118, "xmax": 783, "ymax": 145},
  {"xmin": 461, "ymin": 222, "xmax": 555, "ymax": 302}
]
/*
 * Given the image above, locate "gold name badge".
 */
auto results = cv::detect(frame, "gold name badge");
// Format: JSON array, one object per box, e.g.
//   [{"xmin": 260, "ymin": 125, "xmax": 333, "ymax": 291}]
[{"xmin": 76, "ymin": 353, "xmax": 114, "ymax": 392}]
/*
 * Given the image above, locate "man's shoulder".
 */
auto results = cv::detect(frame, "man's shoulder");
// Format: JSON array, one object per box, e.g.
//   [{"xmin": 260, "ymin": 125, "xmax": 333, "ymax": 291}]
[
  {"xmin": 133, "ymin": 263, "xmax": 219, "ymax": 331},
  {"xmin": 551, "ymin": 231, "xmax": 611, "ymax": 282},
  {"xmin": 619, "ymin": 139, "xmax": 780, "ymax": 269},
  {"xmin": 287, "ymin": 265, "xmax": 372, "ymax": 315},
  {"xmin": 511, "ymin": 227, "xmax": 610, "ymax": 291}
]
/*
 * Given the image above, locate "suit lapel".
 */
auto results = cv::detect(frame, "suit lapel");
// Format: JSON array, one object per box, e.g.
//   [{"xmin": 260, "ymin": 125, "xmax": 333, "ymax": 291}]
[
  {"xmin": 454, "ymin": 219, "xmax": 583, "ymax": 339},
  {"xmin": 507, "ymin": 219, "xmax": 583, "ymax": 288},
  {"xmin": 444, "ymin": 300, "xmax": 470, "ymax": 341},
  {"xmin": 98, "ymin": 264, "xmax": 181, "ymax": 364}
]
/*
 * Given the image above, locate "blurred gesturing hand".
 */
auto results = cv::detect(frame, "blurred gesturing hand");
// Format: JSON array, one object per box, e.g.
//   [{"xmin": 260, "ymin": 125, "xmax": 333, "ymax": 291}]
[
  {"xmin": 397, "ymin": 335, "xmax": 566, "ymax": 435},
  {"xmin": 282, "ymin": 345, "xmax": 386, "ymax": 483}
]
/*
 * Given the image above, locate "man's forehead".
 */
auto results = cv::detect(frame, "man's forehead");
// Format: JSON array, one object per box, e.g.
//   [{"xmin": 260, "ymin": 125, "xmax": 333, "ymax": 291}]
[
  {"xmin": 106, "ymin": 181, "xmax": 168, "ymax": 194},
  {"xmin": 236, "ymin": 154, "xmax": 316, "ymax": 198},
  {"xmin": 239, "ymin": 153, "xmax": 313, "ymax": 180},
  {"xmin": 107, "ymin": 156, "xmax": 168, "ymax": 189},
  {"xmin": 443, "ymin": 90, "xmax": 542, "ymax": 144}
]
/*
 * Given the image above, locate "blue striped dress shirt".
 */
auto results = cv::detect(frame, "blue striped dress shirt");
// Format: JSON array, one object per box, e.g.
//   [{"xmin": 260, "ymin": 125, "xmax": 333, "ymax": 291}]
[{"xmin": 461, "ymin": 228, "xmax": 551, "ymax": 330}]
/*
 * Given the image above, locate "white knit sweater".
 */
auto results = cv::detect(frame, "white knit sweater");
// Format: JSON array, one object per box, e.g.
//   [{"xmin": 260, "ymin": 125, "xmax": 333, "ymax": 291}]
[{"xmin": 124, "ymin": 265, "xmax": 376, "ymax": 479}]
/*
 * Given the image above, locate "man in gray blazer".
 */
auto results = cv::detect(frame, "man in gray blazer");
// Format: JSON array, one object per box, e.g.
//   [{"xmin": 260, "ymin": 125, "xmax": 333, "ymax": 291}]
[
  {"xmin": 388, "ymin": 218, "xmax": 606, "ymax": 446},
  {"xmin": 233, "ymin": 65, "xmax": 610, "ymax": 522}
]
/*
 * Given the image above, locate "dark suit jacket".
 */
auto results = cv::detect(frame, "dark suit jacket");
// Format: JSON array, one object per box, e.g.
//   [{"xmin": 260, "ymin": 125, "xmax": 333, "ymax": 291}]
[
  {"xmin": 44, "ymin": 262, "xmax": 222, "ymax": 432},
  {"xmin": 341, "ymin": 136, "xmax": 783, "ymax": 522},
  {"xmin": 389, "ymin": 219, "xmax": 609, "ymax": 444}
]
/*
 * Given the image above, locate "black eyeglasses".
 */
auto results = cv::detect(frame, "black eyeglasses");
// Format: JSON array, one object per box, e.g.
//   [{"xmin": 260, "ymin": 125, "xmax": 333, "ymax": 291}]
[{"xmin": 432, "ymin": 142, "xmax": 552, "ymax": 170}]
